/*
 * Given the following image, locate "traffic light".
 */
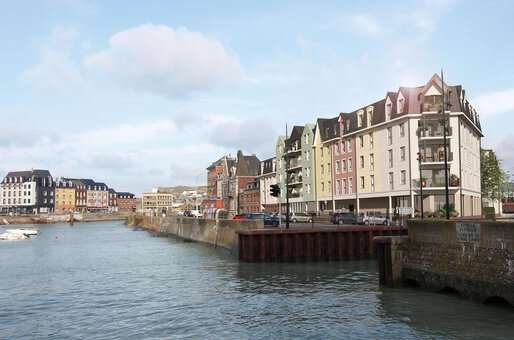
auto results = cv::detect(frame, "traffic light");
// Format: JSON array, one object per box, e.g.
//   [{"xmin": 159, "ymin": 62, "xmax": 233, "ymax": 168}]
[{"xmin": 270, "ymin": 184, "xmax": 280, "ymax": 197}]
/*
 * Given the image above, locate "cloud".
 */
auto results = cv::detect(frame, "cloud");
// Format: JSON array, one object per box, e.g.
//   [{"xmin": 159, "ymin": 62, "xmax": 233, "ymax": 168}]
[
  {"xmin": 208, "ymin": 118, "xmax": 277, "ymax": 153},
  {"xmin": 84, "ymin": 24, "xmax": 243, "ymax": 98},
  {"xmin": 473, "ymin": 88, "xmax": 514, "ymax": 117},
  {"xmin": 20, "ymin": 26, "xmax": 83, "ymax": 91}
]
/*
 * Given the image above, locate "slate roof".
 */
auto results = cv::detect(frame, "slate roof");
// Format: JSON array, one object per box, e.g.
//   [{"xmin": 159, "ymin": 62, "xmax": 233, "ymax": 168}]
[
  {"xmin": 260, "ymin": 157, "xmax": 275, "ymax": 175},
  {"xmin": 318, "ymin": 116, "xmax": 340, "ymax": 142},
  {"xmin": 235, "ymin": 150, "xmax": 261, "ymax": 177},
  {"xmin": 2, "ymin": 169, "xmax": 52, "ymax": 183}
]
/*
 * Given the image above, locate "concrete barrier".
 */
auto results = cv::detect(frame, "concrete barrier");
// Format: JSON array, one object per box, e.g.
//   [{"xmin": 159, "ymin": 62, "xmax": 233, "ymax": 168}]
[{"xmin": 127, "ymin": 215, "xmax": 263, "ymax": 253}]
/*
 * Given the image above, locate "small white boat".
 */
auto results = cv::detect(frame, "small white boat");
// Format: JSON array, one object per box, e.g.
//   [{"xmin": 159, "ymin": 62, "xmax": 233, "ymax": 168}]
[
  {"xmin": 0, "ymin": 232, "xmax": 28, "ymax": 241},
  {"xmin": 6, "ymin": 228, "xmax": 39, "ymax": 236}
]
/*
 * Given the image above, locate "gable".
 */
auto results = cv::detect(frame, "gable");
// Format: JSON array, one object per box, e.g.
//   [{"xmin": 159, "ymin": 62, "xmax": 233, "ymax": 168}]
[{"xmin": 425, "ymin": 84, "xmax": 441, "ymax": 96}]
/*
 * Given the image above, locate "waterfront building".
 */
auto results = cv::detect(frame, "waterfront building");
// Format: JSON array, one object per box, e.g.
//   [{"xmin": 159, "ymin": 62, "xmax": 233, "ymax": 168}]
[
  {"xmin": 117, "ymin": 192, "xmax": 137, "ymax": 212},
  {"xmin": 328, "ymin": 74, "xmax": 482, "ymax": 217},
  {"xmin": 259, "ymin": 157, "xmax": 278, "ymax": 213},
  {"xmin": 314, "ymin": 117, "xmax": 340, "ymax": 212},
  {"xmin": 142, "ymin": 189, "xmax": 174, "ymax": 214},
  {"xmin": 108, "ymin": 189, "xmax": 118, "ymax": 213},
  {"xmin": 276, "ymin": 124, "xmax": 317, "ymax": 213},
  {"xmin": 228, "ymin": 150, "xmax": 260, "ymax": 215},
  {"xmin": 54, "ymin": 177, "xmax": 76, "ymax": 213},
  {"xmin": 0, "ymin": 169, "xmax": 55, "ymax": 214},
  {"xmin": 82, "ymin": 179, "xmax": 109, "ymax": 213},
  {"xmin": 239, "ymin": 179, "xmax": 260, "ymax": 213},
  {"xmin": 205, "ymin": 157, "xmax": 229, "ymax": 210}
]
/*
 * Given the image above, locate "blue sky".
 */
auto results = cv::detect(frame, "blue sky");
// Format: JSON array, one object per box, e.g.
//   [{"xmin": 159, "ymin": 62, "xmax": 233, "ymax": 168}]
[{"xmin": 1, "ymin": 0, "xmax": 514, "ymax": 194}]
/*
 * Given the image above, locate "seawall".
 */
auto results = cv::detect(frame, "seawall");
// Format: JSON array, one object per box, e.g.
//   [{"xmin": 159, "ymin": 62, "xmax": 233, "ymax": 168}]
[
  {"xmin": 375, "ymin": 219, "xmax": 514, "ymax": 305},
  {"xmin": 127, "ymin": 214, "xmax": 263, "ymax": 253},
  {"xmin": 1, "ymin": 213, "xmax": 130, "ymax": 225}
]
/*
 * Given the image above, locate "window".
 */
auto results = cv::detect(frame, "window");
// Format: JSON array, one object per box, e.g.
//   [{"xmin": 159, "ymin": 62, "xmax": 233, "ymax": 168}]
[
  {"xmin": 389, "ymin": 172, "xmax": 394, "ymax": 190},
  {"xmin": 360, "ymin": 155, "xmax": 364, "ymax": 168},
  {"xmin": 370, "ymin": 154, "xmax": 374, "ymax": 171},
  {"xmin": 369, "ymin": 133, "xmax": 373, "ymax": 149},
  {"xmin": 335, "ymin": 143, "xmax": 340, "ymax": 155},
  {"xmin": 321, "ymin": 165, "xmax": 324, "ymax": 174},
  {"xmin": 388, "ymin": 150, "xmax": 393, "ymax": 168},
  {"xmin": 343, "ymin": 179, "xmax": 347, "ymax": 194},
  {"xmin": 335, "ymin": 161, "xmax": 341, "ymax": 174},
  {"xmin": 371, "ymin": 175, "xmax": 375, "ymax": 192},
  {"xmin": 347, "ymin": 139, "xmax": 352, "ymax": 151},
  {"xmin": 328, "ymin": 163, "xmax": 331, "ymax": 173},
  {"xmin": 341, "ymin": 141, "xmax": 346, "ymax": 153},
  {"xmin": 359, "ymin": 135, "xmax": 364, "ymax": 147},
  {"xmin": 398, "ymin": 98, "xmax": 405, "ymax": 114},
  {"xmin": 367, "ymin": 108, "xmax": 373, "ymax": 126},
  {"xmin": 346, "ymin": 120, "xmax": 350, "ymax": 132},
  {"xmin": 349, "ymin": 179, "xmax": 353, "ymax": 194},
  {"xmin": 387, "ymin": 127, "xmax": 392, "ymax": 145},
  {"xmin": 360, "ymin": 176, "xmax": 365, "ymax": 189},
  {"xmin": 342, "ymin": 160, "xmax": 347, "ymax": 172},
  {"xmin": 358, "ymin": 111, "xmax": 364, "ymax": 127},
  {"xmin": 321, "ymin": 147, "xmax": 324, "ymax": 158},
  {"xmin": 348, "ymin": 158, "xmax": 353, "ymax": 171},
  {"xmin": 400, "ymin": 146, "xmax": 406, "ymax": 161},
  {"xmin": 401, "ymin": 170, "xmax": 406, "ymax": 185},
  {"xmin": 336, "ymin": 180, "xmax": 341, "ymax": 195},
  {"xmin": 400, "ymin": 123, "xmax": 405, "ymax": 137},
  {"xmin": 321, "ymin": 182, "xmax": 325, "ymax": 191}
]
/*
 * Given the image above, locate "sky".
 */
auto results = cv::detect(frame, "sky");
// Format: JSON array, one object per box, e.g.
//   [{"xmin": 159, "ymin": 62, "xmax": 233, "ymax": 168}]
[{"xmin": 1, "ymin": 0, "xmax": 514, "ymax": 195}]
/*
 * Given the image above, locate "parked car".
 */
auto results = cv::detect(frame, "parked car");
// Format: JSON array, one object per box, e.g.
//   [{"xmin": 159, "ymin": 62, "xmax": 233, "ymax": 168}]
[
  {"xmin": 331, "ymin": 212, "xmax": 358, "ymax": 225},
  {"xmin": 232, "ymin": 214, "xmax": 248, "ymax": 220},
  {"xmin": 245, "ymin": 213, "xmax": 279, "ymax": 227},
  {"xmin": 280, "ymin": 212, "xmax": 313, "ymax": 223},
  {"xmin": 359, "ymin": 212, "xmax": 391, "ymax": 226}
]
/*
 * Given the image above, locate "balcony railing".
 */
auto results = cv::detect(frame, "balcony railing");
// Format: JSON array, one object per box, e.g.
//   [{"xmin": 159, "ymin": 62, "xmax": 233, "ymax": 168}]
[
  {"xmin": 422, "ymin": 102, "xmax": 443, "ymax": 112},
  {"xmin": 417, "ymin": 126, "xmax": 452, "ymax": 138},
  {"xmin": 420, "ymin": 150, "xmax": 453, "ymax": 163}
]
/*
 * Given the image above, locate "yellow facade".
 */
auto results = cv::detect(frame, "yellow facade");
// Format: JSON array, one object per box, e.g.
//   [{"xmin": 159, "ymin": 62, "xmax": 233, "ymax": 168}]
[
  {"xmin": 55, "ymin": 187, "xmax": 76, "ymax": 213},
  {"xmin": 314, "ymin": 125, "xmax": 333, "ymax": 203}
]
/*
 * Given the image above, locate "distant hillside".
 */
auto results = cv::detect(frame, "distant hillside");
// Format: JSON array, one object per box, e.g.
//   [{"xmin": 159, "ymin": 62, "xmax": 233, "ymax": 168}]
[{"xmin": 157, "ymin": 186, "xmax": 207, "ymax": 195}]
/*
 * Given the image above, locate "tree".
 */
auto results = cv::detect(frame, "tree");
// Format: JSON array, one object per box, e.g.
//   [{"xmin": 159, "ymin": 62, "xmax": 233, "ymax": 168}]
[{"xmin": 481, "ymin": 149, "xmax": 507, "ymax": 200}]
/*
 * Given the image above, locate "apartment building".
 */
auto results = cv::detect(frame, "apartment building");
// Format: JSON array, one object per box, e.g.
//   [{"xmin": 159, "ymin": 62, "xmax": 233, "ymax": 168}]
[
  {"xmin": 117, "ymin": 192, "xmax": 137, "ymax": 212},
  {"xmin": 54, "ymin": 177, "xmax": 76, "ymax": 213},
  {"xmin": 108, "ymin": 189, "xmax": 118, "ymax": 213},
  {"xmin": 82, "ymin": 179, "xmax": 109, "ymax": 212},
  {"xmin": 142, "ymin": 190, "xmax": 174, "ymax": 214},
  {"xmin": 259, "ymin": 157, "xmax": 278, "ymax": 212},
  {"xmin": 276, "ymin": 124, "xmax": 317, "ymax": 213},
  {"xmin": 0, "ymin": 169, "xmax": 55, "ymax": 214},
  {"xmin": 329, "ymin": 73, "xmax": 482, "ymax": 217},
  {"xmin": 315, "ymin": 117, "xmax": 340, "ymax": 211}
]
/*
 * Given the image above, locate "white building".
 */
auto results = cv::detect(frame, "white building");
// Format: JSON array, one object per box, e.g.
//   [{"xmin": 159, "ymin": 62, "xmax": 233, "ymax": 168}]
[{"xmin": 259, "ymin": 157, "xmax": 278, "ymax": 212}]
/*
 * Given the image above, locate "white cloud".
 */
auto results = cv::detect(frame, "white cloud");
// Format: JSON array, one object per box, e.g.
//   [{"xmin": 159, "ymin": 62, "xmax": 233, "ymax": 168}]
[
  {"xmin": 20, "ymin": 26, "xmax": 83, "ymax": 91},
  {"xmin": 84, "ymin": 24, "xmax": 243, "ymax": 98},
  {"xmin": 474, "ymin": 88, "xmax": 514, "ymax": 117}
]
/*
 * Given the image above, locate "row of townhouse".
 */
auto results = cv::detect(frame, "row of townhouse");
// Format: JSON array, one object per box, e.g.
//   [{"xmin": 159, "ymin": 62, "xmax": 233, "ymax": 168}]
[
  {"xmin": 206, "ymin": 74, "xmax": 482, "ymax": 218},
  {"xmin": 0, "ymin": 169, "xmax": 137, "ymax": 214},
  {"xmin": 263, "ymin": 74, "xmax": 482, "ymax": 218}
]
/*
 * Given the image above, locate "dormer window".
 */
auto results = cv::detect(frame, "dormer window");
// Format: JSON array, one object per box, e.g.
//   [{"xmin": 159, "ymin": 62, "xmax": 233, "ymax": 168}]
[
  {"xmin": 357, "ymin": 110, "xmax": 364, "ymax": 128},
  {"xmin": 367, "ymin": 107, "xmax": 374, "ymax": 126},
  {"xmin": 386, "ymin": 97, "xmax": 392, "ymax": 120},
  {"xmin": 398, "ymin": 98, "xmax": 405, "ymax": 114},
  {"xmin": 346, "ymin": 120, "xmax": 350, "ymax": 132}
]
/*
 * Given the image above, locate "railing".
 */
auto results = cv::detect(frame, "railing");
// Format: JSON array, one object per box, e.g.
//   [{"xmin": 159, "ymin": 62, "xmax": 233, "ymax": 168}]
[
  {"xmin": 422, "ymin": 103, "xmax": 443, "ymax": 112},
  {"xmin": 420, "ymin": 151, "xmax": 453, "ymax": 163},
  {"xmin": 417, "ymin": 126, "xmax": 452, "ymax": 138}
]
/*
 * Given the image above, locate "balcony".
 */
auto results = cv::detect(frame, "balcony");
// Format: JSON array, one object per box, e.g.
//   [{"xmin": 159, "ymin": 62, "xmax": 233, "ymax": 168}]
[
  {"xmin": 419, "ymin": 145, "xmax": 453, "ymax": 167},
  {"xmin": 287, "ymin": 157, "xmax": 302, "ymax": 171},
  {"xmin": 417, "ymin": 124, "xmax": 452, "ymax": 139},
  {"xmin": 422, "ymin": 102, "xmax": 443, "ymax": 113},
  {"xmin": 413, "ymin": 171, "xmax": 460, "ymax": 189}
]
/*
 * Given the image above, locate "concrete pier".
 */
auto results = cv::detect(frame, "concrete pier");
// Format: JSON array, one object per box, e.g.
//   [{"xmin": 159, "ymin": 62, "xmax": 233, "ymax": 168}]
[{"xmin": 374, "ymin": 219, "xmax": 514, "ymax": 305}]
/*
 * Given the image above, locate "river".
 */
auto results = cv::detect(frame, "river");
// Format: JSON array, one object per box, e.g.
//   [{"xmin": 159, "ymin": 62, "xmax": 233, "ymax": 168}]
[{"xmin": 1, "ymin": 221, "xmax": 513, "ymax": 339}]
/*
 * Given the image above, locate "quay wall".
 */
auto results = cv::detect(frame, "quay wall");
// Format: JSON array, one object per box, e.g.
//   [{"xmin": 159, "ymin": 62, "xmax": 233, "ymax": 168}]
[
  {"xmin": 375, "ymin": 219, "xmax": 514, "ymax": 305},
  {"xmin": 127, "ymin": 215, "xmax": 263, "ymax": 253},
  {"xmin": 1, "ymin": 213, "xmax": 130, "ymax": 225}
]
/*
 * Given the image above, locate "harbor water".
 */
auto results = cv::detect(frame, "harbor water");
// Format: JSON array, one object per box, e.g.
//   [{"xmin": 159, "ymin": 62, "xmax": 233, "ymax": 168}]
[{"xmin": 1, "ymin": 221, "xmax": 513, "ymax": 339}]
